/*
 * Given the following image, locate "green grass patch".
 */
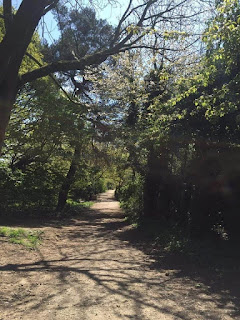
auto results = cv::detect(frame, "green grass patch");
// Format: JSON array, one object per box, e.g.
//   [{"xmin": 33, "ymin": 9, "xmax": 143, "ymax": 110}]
[
  {"xmin": 0, "ymin": 226, "xmax": 43, "ymax": 249},
  {"xmin": 80, "ymin": 201, "xmax": 94, "ymax": 208},
  {"xmin": 66, "ymin": 199, "xmax": 94, "ymax": 208},
  {"xmin": 60, "ymin": 200, "xmax": 94, "ymax": 216}
]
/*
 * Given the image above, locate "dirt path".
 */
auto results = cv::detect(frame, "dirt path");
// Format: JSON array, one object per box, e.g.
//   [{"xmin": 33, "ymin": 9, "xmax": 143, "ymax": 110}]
[{"xmin": 0, "ymin": 190, "xmax": 239, "ymax": 320}]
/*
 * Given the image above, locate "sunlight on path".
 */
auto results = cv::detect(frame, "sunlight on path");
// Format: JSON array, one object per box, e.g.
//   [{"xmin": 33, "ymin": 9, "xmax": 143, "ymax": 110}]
[{"xmin": 0, "ymin": 191, "xmax": 237, "ymax": 320}]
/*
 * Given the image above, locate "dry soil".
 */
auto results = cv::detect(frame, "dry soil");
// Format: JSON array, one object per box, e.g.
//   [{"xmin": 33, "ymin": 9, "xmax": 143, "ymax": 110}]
[{"xmin": 0, "ymin": 190, "xmax": 239, "ymax": 319}]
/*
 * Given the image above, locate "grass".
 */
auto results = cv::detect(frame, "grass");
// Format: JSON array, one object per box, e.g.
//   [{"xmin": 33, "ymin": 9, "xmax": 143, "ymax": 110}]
[
  {"xmin": 80, "ymin": 201, "xmax": 94, "ymax": 208},
  {"xmin": 62, "ymin": 200, "xmax": 94, "ymax": 216},
  {"xmin": 67, "ymin": 200, "xmax": 94, "ymax": 208},
  {"xmin": 0, "ymin": 226, "xmax": 43, "ymax": 249}
]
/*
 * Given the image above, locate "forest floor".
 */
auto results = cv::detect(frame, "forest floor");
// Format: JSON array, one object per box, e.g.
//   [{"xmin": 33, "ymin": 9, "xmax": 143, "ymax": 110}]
[{"xmin": 0, "ymin": 190, "xmax": 240, "ymax": 320}]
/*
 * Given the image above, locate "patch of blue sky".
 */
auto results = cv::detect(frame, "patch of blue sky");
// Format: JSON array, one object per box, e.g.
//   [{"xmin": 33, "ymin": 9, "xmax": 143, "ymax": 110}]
[{"xmin": 8, "ymin": 0, "xmax": 130, "ymax": 44}]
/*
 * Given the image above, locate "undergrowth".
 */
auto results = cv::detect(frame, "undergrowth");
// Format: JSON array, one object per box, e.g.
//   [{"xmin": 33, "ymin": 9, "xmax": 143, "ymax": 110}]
[{"xmin": 130, "ymin": 219, "xmax": 240, "ymax": 272}]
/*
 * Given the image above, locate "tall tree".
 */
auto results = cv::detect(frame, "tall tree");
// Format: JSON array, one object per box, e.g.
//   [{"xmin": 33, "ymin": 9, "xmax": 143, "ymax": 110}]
[{"xmin": 0, "ymin": 0, "xmax": 205, "ymax": 153}]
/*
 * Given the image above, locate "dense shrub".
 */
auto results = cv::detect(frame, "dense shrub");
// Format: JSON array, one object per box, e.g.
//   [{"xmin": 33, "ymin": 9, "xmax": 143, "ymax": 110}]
[
  {"xmin": 116, "ymin": 174, "xmax": 143, "ymax": 222},
  {"xmin": 70, "ymin": 177, "xmax": 106, "ymax": 201}
]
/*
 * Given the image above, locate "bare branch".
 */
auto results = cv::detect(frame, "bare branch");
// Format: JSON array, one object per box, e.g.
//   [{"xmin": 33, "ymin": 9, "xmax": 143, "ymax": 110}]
[
  {"xmin": 159, "ymin": 10, "xmax": 209, "ymax": 20},
  {"xmin": 121, "ymin": 32, "xmax": 146, "ymax": 49},
  {"xmin": 119, "ymin": 45, "xmax": 180, "ymax": 52},
  {"xmin": 111, "ymin": 0, "xmax": 133, "ymax": 46},
  {"xmin": 137, "ymin": 0, "xmax": 158, "ymax": 27},
  {"xmin": 112, "ymin": 0, "xmax": 157, "ymax": 51},
  {"xmin": 120, "ymin": 2, "xmax": 148, "ymax": 25},
  {"xmin": 25, "ymin": 52, "xmax": 42, "ymax": 67}
]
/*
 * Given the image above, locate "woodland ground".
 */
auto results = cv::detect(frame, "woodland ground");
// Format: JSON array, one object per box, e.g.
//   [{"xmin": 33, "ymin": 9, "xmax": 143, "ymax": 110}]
[{"xmin": 0, "ymin": 190, "xmax": 239, "ymax": 320}]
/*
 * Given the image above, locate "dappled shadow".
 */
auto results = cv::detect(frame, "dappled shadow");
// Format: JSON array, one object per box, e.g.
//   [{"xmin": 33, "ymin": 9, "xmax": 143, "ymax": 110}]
[
  {"xmin": 0, "ymin": 190, "xmax": 239, "ymax": 319},
  {"xmin": 114, "ymin": 224, "xmax": 240, "ymax": 319}
]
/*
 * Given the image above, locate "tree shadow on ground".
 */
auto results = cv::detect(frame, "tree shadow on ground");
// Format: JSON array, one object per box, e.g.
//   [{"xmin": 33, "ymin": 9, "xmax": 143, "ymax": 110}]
[
  {"xmin": 0, "ymin": 196, "xmax": 240, "ymax": 319},
  {"xmin": 114, "ymin": 220, "xmax": 240, "ymax": 319}
]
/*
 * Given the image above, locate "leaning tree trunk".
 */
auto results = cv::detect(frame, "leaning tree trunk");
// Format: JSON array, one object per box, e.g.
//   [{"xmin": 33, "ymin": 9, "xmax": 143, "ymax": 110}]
[
  {"xmin": 56, "ymin": 147, "xmax": 80, "ymax": 211},
  {"xmin": 0, "ymin": 0, "xmax": 49, "ymax": 154}
]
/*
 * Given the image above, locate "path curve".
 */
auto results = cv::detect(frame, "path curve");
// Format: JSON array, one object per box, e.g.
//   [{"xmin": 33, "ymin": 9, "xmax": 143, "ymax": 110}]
[{"xmin": 0, "ymin": 190, "xmax": 238, "ymax": 319}]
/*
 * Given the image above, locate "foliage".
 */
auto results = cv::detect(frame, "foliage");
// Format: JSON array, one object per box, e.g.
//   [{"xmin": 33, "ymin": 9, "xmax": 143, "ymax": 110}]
[
  {"xmin": 112, "ymin": 0, "xmax": 240, "ymax": 241},
  {"xmin": 0, "ymin": 72, "xmax": 114, "ymax": 214},
  {"xmin": 117, "ymin": 173, "xmax": 144, "ymax": 222},
  {"xmin": 0, "ymin": 4, "xmax": 121, "ymax": 215},
  {"xmin": 48, "ymin": 6, "xmax": 114, "ymax": 61}
]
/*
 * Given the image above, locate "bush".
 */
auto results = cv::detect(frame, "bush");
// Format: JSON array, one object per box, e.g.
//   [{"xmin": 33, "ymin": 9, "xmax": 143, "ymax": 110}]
[
  {"xmin": 117, "ymin": 174, "xmax": 143, "ymax": 222},
  {"xmin": 70, "ymin": 177, "xmax": 106, "ymax": 201}
]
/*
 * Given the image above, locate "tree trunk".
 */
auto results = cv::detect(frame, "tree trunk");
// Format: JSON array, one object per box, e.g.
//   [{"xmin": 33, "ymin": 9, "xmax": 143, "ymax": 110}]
[
  {"xmin": 0, "ymin": 0, "xmax": 49, "ymax": 154},
  {"xmin": 0, "ymin": 100, "xmax": 12, "ymax": 152},
  {"xmin": 0, "ymin": 77, "xmax": 18, "ymax": 152},
  {"xmin": 56, "ymin": 147, "xmax": 80, "ymax": 211}
]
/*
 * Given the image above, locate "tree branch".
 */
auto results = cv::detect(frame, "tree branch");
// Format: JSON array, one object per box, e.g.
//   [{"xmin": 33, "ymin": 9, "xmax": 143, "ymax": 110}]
[
  {"xmin": 120, "ymin": 2, "xmax": 148, "ymax": 25},
  {"xmin": 111, "ymin": 0, "xmax": 157, "ymax": 51},
  {"xmin": 111, "ymin": 0, "xmax": 133, "ymax": 46},
  {"xmin": 19, "ymin": 50, "xmax": 113, "ymax": 86},
  {"xmin": 18, "ymin": 0, "xmax": 201, "ymax": 88},
  {"xmin": 25, "ymin": 52, "xmax": 84, "ymax": 106},
  {"xmin": 43, "ymin": 0, "xmax": 59, "ymax": 15},
  {"xmin": 119, "ymin": 45, "xmax": 179, "ymax": 52}
]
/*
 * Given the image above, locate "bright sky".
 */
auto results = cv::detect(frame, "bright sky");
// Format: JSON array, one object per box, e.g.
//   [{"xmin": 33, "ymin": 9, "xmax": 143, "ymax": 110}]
[{"xmin": 7, "ymin": 0, "xmax": 130, "ymax": 43}]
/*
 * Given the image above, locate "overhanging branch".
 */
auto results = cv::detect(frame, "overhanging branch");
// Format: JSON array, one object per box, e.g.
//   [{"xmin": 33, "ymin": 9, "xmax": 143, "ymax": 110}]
[
  {"xmin": 18, "ymin": 0, "xmax": 202, "ymax": 87},
  {"xmin": 19, "ymin": 50, "xmax": 112, "ymax": 86},
  {"xmin": 25, "ymin": 52, "xmax": 84, "ymax": 106}
]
